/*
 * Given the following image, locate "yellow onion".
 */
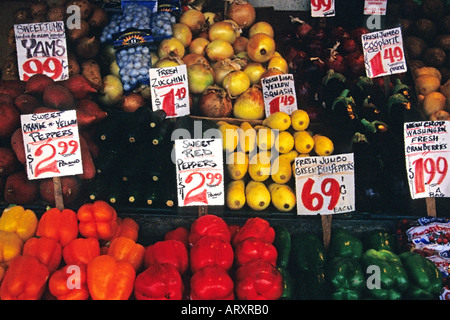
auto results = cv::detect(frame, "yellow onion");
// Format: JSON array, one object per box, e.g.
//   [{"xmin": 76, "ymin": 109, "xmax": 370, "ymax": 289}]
[
  {"xmin": 208, "ymin": 20, "xmax": 242, "ymax": 44},
  {"xmin": 244, "ymin": 62, "xmax": 266, "ymax": 85},
  {"xmin": 187, "ymin": 63, "xmax": 215, "ymax": 95},
  {"xmin": 157, "ymin": 37, "xmax": 185, "ymax": 58},
  {"xmin": 183, "ymin": 53, "xmax": 209, "ymax": 67},
  {"xmin": 212, "ymin": 59, "xmax": 242, "ymax": 86},
  {"xmin": 172, "ymin": 23, "xmax": 193, "ymax": 47},
  {"xmin": 247, "ymin": 33, "xmax": 276, "ymax": 63},
  {"xmin": 233, "ymin": 36, "xmax": 249, "ymax": 54},
  {"xmin": 198, "ymin": 85, "xmax": 233, "ymax": 118},
  {"xmin": 205, "ymin": 39, "xmax": 235, "ymax": 62},
  {"xmin": 233, "ymin": 85, "xmax": 265, "ymax": 120},
  {"xmin": 179, "ymin": 9, "xmax": 206, "ymax": 34},
  {"xmin": 155, "ymin": 54, "xmax": 183, "ymax": 68},
  {"xmin": 222, "ymin": 70, "xmax": 250, "ymax": 98},
  {"xmin": 267, "ymin": 55, "xmax": 289, "ymax": 73},
  {"xmin": 188, "ymin": 37, "xmax": 210, "ymax": 56},
  {"xmin": 226, "ymin": 0, "xmax": 256, "ymax": 29},
  {"xmin": 249, "ymin": 21, "xmax": 274, "ymax": 38}
]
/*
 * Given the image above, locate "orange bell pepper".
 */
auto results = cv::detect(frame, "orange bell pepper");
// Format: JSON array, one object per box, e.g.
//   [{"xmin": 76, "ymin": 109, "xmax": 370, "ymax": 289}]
[
  {"xmin": 0, "ymin": 255, "xmax": 49, "ymax": 300},
  {"xmin": 107, "ymin": 236, "xmax": 145, "ymax": 272},
  {"xmin": 112, "ymin": 217, "xmax": 139, "ymax": 242},
  {"xmin": 87, "ymin": 254, "xmax": 135, "ymax": 300},
  {"xmin": 63, "ymin": 237, "xmax": 100, "ymax": 266},
  {"xmin": 49, "ymin": 264, "xmax": 89, "ymax": 300},
  {"xmin": 36, "ymin": 208, "xmax": 79, "ymax": 247},
  {"xmin": 0, "ymin": 230, "xmax": 23, "ymax": 267},
  {"xmin": 23, "ymin": 236, "xmax": 62, "ymax": 273},
  {"xmin": 0, "ymin": 206, "xmax": 38, "ymax": 242},
  {"xmin": 0, "ymin": 265, "xmax": 4, "ymax": 284},
  {"xmin": 77, "ymin": 200, "xmax": 119, "ymax": 241}
]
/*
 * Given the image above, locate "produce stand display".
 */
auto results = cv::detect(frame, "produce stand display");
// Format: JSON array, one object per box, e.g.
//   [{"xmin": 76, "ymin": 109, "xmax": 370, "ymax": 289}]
[{"xmin": 0, "ymin": 0, "xmax": 449, "ymax": 301}]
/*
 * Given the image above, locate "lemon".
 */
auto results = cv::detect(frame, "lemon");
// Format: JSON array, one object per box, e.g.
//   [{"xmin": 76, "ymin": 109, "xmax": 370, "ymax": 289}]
[
  {"xmin": 263, "ymin": 111, "xmax": 291, "ymax": 131},
  {"xmin": 226, "ymin": 151, "xmax": 248, "ymax": 180},
  {"xmin": 294, "ymin": 131, "xmax": 314, "ymax": 154},
  {"xmin": 256, "ymin": 127, "xmax": 275, "ymax": 150},
  {"xmin": 226, "ymin": 180, "xmax": 246, "ymax": 210},
  {"xmin": 275, "ymin": 131, "xmax": 294, "ymax": 154},
  {"xmin": 313, "ymin": 134, "xmax": 334, "ymax": 156},
  {"xmin": 248, "ymin": 152, "xmax": 271, "ymax": 182},
  {"xmin": 291, "ymin": 109, "xmax": 310, "ymax": 131},
  {"xmin": 268, "ymin": 183, "xmax": 296, "ymax": 212},
  {"xmin": 245, "ymin": 180, "xmax": 271, "ymax": 211},
  {"xmin": 238, "ymin": 122, "xmax": 257, "ymax": 153}
]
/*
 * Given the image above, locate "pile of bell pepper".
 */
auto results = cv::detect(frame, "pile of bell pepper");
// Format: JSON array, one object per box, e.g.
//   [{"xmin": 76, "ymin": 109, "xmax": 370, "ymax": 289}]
[{"xmin": 0, "ymin": 203, "xmax": 286, "ymax": 300}]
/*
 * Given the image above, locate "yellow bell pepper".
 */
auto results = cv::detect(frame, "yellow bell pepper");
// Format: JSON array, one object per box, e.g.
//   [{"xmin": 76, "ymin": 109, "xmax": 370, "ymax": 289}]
[
  {"xmin": 0, "ymin": 230, "xmax": 23, "ymax": 267},
  {"xmin": 0, "ymin": 206, "xmax": 38, "ymax": 242}
]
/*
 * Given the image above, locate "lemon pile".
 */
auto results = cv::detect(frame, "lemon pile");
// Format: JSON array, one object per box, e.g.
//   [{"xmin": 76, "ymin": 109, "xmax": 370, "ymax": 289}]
[{"xmin": 220, "ymin": 110, "xmax": 334, "ymax": 213}]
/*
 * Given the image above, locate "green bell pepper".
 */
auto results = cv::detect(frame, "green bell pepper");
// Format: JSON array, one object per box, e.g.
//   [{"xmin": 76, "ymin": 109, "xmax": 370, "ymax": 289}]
[
  {"xmin": 365, "ymin": 230, "xmax": 396, "ymax": 252},
  {"xmin": 289, "ymin": 233, "xmax": 329, "ymax": 299},
  {"xmin": 277, "ymin": 266, "xmax": 294, "ymax": 300},
  {"xmin": 362, "ymin": 249, "xmax": 409, "ymax": 300},
  {"xmin": 399, "ymin": 251, "xmax": 444, "ymax": 300},
  {"xmin": 328, "ymin": 229, "xmax": 364, "ymax": 260},
  {"xmin": 327, "ymin": 256, "xmax": 365, "ymax": 300},
  {"xmin": 273, "ymin": 226, "xmax": 291, "ymax": 268}
]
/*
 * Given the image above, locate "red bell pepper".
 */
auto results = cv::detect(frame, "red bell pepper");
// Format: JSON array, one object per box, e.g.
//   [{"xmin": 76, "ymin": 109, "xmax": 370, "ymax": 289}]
[
  {"xmin": 87, "ymin": 254, "xmax": 135, "ymax": 300},
  {"xmin": 144, "ymin": 239, "xmax": 188, "ymax": 274},
  {"xmin": 164, "ymin": 226, "xmax": 189, "ymax": 248},
  {"xmin": 235, "ymin": 259, "xmax": 283, "ymax": 300},
  {"xmin": 188, "ymin": 214, "xmax": 231, "ymax": 246},
  {"xmin": 36, "ymin": 208, "xmax": 78, "ymax": 247},
  {"xmin": 190, "ymin": 235, "xmax": 234, "ymax": 273},
  {"xmin": 22, "ymin": 236, "xmax": 62, "ymax": 273},
  {"xmin": 228, "ymin": 224, "xmax": 240, "ymax": 242},
  {"xmin": 77, "ymin": 200, "xmax": 119, "ymax": 241},
  {"xmin": 112, "ymin": 217, "xmax": 139, "ymax": 242},
  {"xmin": 232, "ymin": 217, "xmax": 275, "ymax": 246},
  {"xmin": 190, "ymin": 265, "xmax": 234, "ymax": 300},
  {"xmin": 62, "ymin": 237, "xmax": 100, "ymax": 266},
  {"xmin": 234, "ymin": 237, "xmax": 278, "ymax": 267},
  {"xmin": 0, "ymin": 255, "xmax": 49, "ymax": 300},
  {"xmin": 134, "ymin": 263, "xmax": 184, "ymax": 300},
  {"xmin": 107, "ymin": 236, "xmax": 145, "ymax": 272},
  {"xmin": 48, "ymin": 264, "xmax": 89, "ymax": 300}
]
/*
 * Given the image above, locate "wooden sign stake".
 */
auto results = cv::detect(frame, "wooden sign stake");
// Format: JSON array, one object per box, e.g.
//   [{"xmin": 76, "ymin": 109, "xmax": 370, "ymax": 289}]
[
  {"xmin": 198, "ymin": 205, "xmax": 208, "ymax": 217},
  {"xmin": 321, "ymin": 214, "xmax": 333, "ymax": 250},
  {"xmin": 53, "ymin": 176, "xmax": 64, "ymax": 210},
  {"xmin": 426, "ymin": 197, "xmax": 436, "ymax": 217}
]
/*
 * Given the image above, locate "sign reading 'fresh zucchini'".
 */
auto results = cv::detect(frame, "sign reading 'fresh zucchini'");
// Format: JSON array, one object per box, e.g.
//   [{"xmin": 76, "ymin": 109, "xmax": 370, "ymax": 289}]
[
  {"xmin": 174, "ymin": 138, "xmax": 224, "ymax": 207},
  {"xmin": 294, "ymin": 153, "xmax": 355, "ymax": 215}
]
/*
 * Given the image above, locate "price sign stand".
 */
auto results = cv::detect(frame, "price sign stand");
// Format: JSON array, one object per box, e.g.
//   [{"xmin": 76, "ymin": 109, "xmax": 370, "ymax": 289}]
[
  {"xmin": 294, "ymin": 154, "xmax": 356, "ymax": 248},
  {"xmin": 404, "ymin": 121, "xmax": 450, "ymax": 217},
  {"xmin": 21, "ymin": 110, "xmax": 83, "ymax": 210}
]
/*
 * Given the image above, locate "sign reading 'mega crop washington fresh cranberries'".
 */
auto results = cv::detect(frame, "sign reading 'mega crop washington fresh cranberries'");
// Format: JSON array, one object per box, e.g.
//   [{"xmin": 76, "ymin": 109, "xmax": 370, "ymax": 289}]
[
  {"xmin": 21, "ymin": 110, "xmax": 83, "ymax": 180},
  {"xmin": 294, "ymin": 153, "xmax": 355, "ymax": 215},
  {"xmin": 361, "ymin": 27, "xmax": 407, "ymax": 78},
  {"xmin": 149, "ymin": 65, "xmax": 190, "ymax": 118},
  {"xmin": 261, "ymin": 73, "xmax": 297, "ymax": 117},
  {"xmin": 404, "ymin": 121, "xmax": 450, "ymax": 199},
  {"xmin": 174, "ymin": 139, "xmax": 224, "ymax": 207},
  {"xmin": 14, "ymin": 21, "xmax": 69, "ymax": 81}
]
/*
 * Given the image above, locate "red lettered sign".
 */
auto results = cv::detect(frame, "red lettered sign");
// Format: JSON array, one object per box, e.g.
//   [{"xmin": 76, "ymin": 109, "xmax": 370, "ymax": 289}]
[
  {"xmin": 261, "ymin": 73, "xmax": 297, "ymax": 117},
  {"xmin": 404, "ymin": 121, "xmax": 450, "ymax": 199},
  {"xmin": 14, "ymin": 21, "xmax": 69, "ymax": 81},
  {"xmin": 294, "ymin": 153, "xmax": 355, "ymax": 215},
  {"xmin": 21, "ymin": 110, "xmax": 83, "ymax": 180},
  {"xmin": 311, "ymin": 0, "xmax": 335, "ymax": 17}
]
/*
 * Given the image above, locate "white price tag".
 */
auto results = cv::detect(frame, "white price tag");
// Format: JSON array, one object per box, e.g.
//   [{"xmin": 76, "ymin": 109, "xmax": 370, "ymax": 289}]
[
  {"xmin": 14, "ymin": 21, "xmax": 69, "ymax": 81},
  {"xmin": 364, "ymin": 0, "xmax": 388, "ymax": 15},
  {"xmin": 174, "ymin": 139, "xmax": 224, "ymax": 207},
  {"xmin": 362, "ymin": 27, "xmax": 407, "ymax": 78},
  {"xmin": 404, "ymin": 121, "xmax": 450, "ymax": 199},
  {"xmin": 261, "ymin": 73, "xmax": 297, "ymax": 117},
  {"xmin": 149, "ymin": 65, "xmax": 190, "ymax": 118},
  {"xmin": 21, "ymin": 110, "xmax": 83, "ymax": 180},
  {"xmin": 294, "ymin": 153, "xmax": 355, "ymax": 215},
  {"xmin": 311, "ymin": 0, "xmax": 335, "ymax": 17}
]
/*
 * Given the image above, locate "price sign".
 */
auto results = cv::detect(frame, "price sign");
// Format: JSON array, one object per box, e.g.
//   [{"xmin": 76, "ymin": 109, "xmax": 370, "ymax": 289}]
[
  {"xmin": 149, "ymin": 65, "xmax": 190, "ymax": 118},
  {"xmin": 174, "ymin": 139, "xmax": 224, "ymax": 207},
  {"xmin": 362, "ymin": 27, "xmax": 407, "ymax": 78},
  {"xmin": 261, "ymin": 73, "xmax": 297, "ymax": 117},
  {"xmin": 311, "ymin": 0, "xmax": 335, "ymax": 17},
  {"xmin": 404, "ymin": 121, "xmax": 450, "ymax": 199},
  {"xmin": 14, "ymin": 21, "xmax": 69, "ymax": 81},
  {"xmin": 294, "ymin": 154, "xmax": 355, "ymax": 215},
  {"xmin": 21, "ymin": 110, "xmax": 83, "ymax": 180},
  {"xmin": 364, "ymin": 0, "xmax": 388, "ymax": 15}
]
